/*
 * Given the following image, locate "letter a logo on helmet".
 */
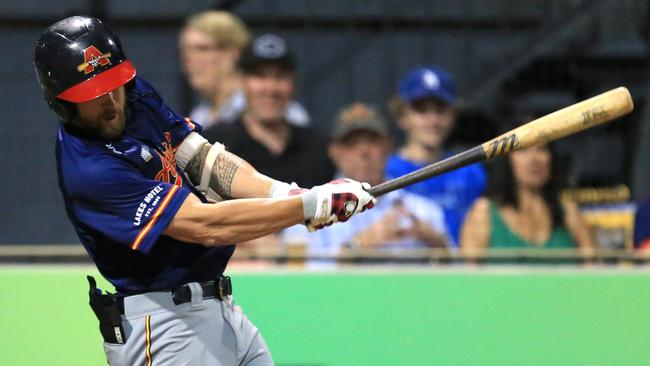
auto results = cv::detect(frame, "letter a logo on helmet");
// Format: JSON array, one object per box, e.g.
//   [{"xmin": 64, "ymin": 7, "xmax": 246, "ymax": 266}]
[{"xmin": 77, "ymin": 46, "xmax": 112, "ymax": 74}]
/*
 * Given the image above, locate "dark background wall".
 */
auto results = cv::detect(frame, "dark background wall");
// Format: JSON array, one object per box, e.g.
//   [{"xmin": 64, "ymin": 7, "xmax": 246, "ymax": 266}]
[{"xmin": 1, "ymin": 0, "xmax": 648, "ymax": 243}]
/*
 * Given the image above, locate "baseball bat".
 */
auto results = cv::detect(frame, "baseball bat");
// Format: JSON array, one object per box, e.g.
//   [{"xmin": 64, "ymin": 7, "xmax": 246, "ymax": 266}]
[{"xmin": 367, "ymin": 86, "xmax": 634, "ymax": 197}]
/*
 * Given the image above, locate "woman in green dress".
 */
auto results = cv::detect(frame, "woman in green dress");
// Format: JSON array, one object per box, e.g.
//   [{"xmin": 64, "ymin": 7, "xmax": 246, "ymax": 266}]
[{"xmin": 460, "ymin": 143, "xmax": 595, "ymax": 259}]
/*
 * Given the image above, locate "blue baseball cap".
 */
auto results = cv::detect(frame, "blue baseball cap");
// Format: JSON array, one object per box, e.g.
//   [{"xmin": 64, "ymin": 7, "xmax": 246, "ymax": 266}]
[{"xmin": 397, "ymin": 65, "xmax": 456, "ymax": 104}]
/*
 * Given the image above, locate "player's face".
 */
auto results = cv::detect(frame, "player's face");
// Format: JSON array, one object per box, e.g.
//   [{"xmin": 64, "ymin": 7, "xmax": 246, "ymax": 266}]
[
  {"xmin": 510, "ymin": 145, "xmax": 552, "ymax": 190},
  {"xmin": 242, "ymin": 64, "xmax": 294, "ymax": 124},
  {"xmin": 400, "ymin": 98, "xmax": 455, "ymax": 149},
  {"xmin": 329, "ymin": 131, "xmax": 391, "ymax": 186},
  {"xmin": 74, "ymin": 86, "xmax": 127, "ymax": 140},
  {"xmin": 179, "ymin": 27, "xmax": 239, "ymax": 97}
]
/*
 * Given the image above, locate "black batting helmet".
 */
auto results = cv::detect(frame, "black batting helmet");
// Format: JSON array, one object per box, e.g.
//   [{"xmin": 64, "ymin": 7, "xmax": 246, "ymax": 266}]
[{"xmin": 34, "ymin": 16, "xmax": 136, "ymax": 122}]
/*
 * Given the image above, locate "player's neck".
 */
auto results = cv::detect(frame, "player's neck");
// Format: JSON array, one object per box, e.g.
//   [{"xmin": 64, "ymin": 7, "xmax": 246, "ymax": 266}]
[{"xmin": 399, "ymin": 142, "xmax": 442, "ymax": 164}]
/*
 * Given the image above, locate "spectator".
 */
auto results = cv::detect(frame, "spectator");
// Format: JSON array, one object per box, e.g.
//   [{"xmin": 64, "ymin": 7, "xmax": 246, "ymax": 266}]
[
  {"xmin": 202, "ymin": 33, "xmax": 334, "ymax": 188},
  {"xmin": 283, "ymin": 103, "xmax": 449, "ymax": 265},
  {"xmin": 386, "ymin": 65, "xmax": 486, "ymax": 246},
  {"xmin": 179, "ymin": 11, "xmax": 310, "ymax": 128},
  {"xmin": 460, "ymin": 144, "xmax": 595, "ymax": 256},
  {"xmin": 634, "ymin": 198, "xmax": 650, "ymax": 251}
]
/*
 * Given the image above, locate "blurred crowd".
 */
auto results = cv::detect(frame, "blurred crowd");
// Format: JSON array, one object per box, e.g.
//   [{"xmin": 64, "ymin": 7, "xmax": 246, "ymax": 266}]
[{"xmin": 177, "ymin": 10, "xmax": 648, "ymax": 265}]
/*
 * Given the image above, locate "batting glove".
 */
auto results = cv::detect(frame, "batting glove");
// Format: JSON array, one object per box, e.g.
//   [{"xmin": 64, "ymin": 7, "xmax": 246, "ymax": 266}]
[
  {"xmin": 301, "ymin": 178, "xmax": 377, "ymax": 231},
  {"xmin": 270, "ymin": 181, "xmax": 307, "ymax": 198}
]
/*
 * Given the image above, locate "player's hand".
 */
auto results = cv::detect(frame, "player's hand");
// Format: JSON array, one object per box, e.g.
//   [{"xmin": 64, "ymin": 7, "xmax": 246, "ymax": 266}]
[{"xmin": 301, "ymin": 178, "xmax": 377, "ymax": 231}]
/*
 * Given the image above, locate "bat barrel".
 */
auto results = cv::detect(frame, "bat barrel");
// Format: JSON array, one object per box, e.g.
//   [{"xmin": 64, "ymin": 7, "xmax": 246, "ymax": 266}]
[{"xmin": 482, "ymin": 86, "xmax": 634, "ymax": 158}]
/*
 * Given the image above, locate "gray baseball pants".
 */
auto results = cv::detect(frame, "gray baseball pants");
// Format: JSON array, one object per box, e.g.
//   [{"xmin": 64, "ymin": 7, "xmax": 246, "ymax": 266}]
[{"xmin": 102, "ymin": 283, "xmax": 273, "ymax": 365}]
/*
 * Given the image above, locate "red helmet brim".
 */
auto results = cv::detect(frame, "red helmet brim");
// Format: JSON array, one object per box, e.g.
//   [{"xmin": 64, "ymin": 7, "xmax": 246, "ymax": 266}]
[{"xmin": 57, "ymin": 60, "xmax": 136, "ymax": 103}]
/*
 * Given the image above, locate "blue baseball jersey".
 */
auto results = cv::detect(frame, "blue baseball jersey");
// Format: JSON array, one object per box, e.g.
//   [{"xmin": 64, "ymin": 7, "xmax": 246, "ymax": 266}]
[
  {"xmin": 385, "ymin": 153, "xmax": 486, "ymax": 246},
  {"xmin": 56, "ymin": 77, "xmax": 234, "ymax": 295}
]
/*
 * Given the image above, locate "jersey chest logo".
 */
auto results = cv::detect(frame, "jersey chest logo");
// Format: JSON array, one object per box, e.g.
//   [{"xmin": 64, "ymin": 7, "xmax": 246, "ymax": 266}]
[
  {"xmin": 154, "ymin": 132, "xmax": 182, "ymax": 186},
  {"xmin": 77, "ymin": 45, "xmax": 111, "ymax": 74}
]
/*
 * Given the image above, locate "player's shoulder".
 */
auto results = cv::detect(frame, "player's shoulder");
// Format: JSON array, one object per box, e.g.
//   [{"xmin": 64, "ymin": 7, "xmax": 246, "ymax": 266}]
[
  {"xmin": 126, "ymin": 76, "xmax": 165, "ymax": 109},
  {"xmin": 130, "ymin": 76, "xmax": 158, "ymax": 96},
  {"xmin": 61, "ymin": 151, "xmax": 134, "ymax": 198},
  {"xmin": 58, "ymin": 133, "xmax": 136, "ymax": 191}
]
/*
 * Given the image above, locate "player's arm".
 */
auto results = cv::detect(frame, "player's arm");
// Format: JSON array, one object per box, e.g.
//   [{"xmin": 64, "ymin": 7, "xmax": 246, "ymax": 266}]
[
  {"xmin": 165, "ymin": 178, "xmax": 376, "ymax": 246},
  {"xmin": 175, "ymin": 132, "xmax": 297, "ymax": 201},
  {"xmin": 165, "ymin": 194, "xmax": 304, "ymax": 245}
]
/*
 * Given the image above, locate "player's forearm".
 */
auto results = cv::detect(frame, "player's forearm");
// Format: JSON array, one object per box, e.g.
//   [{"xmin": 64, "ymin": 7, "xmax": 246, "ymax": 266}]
[
  {"xmin": 166, "ymin": 195, "xmax": 304, "ymax": 245},
  {"xmin": 184, "ymin": 144, "xmax": 277, "ymax": 200}
]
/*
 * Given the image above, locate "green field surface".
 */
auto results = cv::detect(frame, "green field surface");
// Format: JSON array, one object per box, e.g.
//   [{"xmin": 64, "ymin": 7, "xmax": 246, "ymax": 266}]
[{"xmin": 1, "ymin": 266, "xmax": 649, "ymax": 366}]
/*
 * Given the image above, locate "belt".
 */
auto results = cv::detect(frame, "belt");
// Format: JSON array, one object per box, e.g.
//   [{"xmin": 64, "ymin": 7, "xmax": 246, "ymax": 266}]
[
  {"xmin": 117, "ymin": 276, "xmax": 232, "ymax": 313},
  {"xmin": 172, "ymin": 276, "xmax": 232, "ymax": 305}
]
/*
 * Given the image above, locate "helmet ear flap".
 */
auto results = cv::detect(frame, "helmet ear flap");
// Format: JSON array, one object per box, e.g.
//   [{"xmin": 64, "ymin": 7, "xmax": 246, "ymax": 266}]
[{"xmin": 49, "ymin": 98, "xmax": 76, "ymax": 123}]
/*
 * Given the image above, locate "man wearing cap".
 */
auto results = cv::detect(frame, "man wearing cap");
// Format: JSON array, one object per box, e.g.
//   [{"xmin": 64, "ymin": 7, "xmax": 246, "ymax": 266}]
[
  {"xmin": 386, "ymin": 65, "xmax": 487, "ymax": 246},
  {"xmin": 283, "ymin": 103, "xmax": 449, "ymax": 267},
  {"xmin": 34, "ymin": 16, "xmax": 375, "ymax": 365},
  {"xmin": 203, "ymin": 33, "xmax": 334, "ymax": 189},
  {"xmin": 178, "ymin": 11, "xmax": 310, "ymax": 128}
]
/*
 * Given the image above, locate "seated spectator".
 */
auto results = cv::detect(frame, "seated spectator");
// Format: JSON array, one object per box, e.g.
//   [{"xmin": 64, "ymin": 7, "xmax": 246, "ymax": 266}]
[
  {"xmin": 460, "ymin": 144, "xmax": 595, "ymax": 257},
  {"xmin": 386, "ymin": 65, "xmax": 486, "ymax": 246},
  {"xmin": 202, "ymin": 33, "xmax": 334, "ymax": 188},
  {"xmin": 634, "ymin": 198, "xmax": 650, "ymax": 251},
  {"xmin": 179, "ymin": 11, "xmax": 309, "ymax": 128},
  {"xmin": 283, "ymin": 103, "xmax": 449, "ymax": 265}
]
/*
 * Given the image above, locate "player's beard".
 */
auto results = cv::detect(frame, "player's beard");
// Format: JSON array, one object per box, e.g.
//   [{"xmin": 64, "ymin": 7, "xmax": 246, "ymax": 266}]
[{"xmin": 77, "ymin": 107, "xmax": 127, "ymax": 141}]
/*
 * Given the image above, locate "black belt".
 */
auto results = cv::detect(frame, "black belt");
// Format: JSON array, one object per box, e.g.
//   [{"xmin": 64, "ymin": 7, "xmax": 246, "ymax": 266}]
[
  {"xmin": 171, "ymin": 276, "xmax": 232, "ymax": 305},
  {"xmin": 117, "ymin": 276, "xmax": 232, "ymax": 313}
]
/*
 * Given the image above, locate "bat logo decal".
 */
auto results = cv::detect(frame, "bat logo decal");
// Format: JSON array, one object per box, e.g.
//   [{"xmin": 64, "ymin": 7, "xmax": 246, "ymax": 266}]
[
  {"xmin": 487, "ymin": 134, "xmax": 520, "ymax": 158},
  {"xmin": 581, "ymin": 106, "xmax": 608, "ymax": 126}
]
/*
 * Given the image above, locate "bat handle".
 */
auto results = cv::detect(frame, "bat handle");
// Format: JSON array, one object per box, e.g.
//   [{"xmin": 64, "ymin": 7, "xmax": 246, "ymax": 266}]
[{"xmin": 366, "ymin": 183, "xmax": 388, "ymax": 197}]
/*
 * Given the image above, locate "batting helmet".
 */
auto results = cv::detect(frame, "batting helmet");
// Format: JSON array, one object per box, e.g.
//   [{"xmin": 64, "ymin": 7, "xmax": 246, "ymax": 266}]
[{"xmin": 34, "ymin": 16, "xmax": 136, "ymax": 122}]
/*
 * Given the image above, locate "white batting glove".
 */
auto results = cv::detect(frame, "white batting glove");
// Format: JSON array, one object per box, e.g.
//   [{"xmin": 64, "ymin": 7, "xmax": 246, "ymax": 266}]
[
  {"xmin": 301, "ymin": 178, "xmax": 377, "ymax": 232},
  {"xmin": 269, "ymin": 181, "xmax": 306, "ymax": 198}
]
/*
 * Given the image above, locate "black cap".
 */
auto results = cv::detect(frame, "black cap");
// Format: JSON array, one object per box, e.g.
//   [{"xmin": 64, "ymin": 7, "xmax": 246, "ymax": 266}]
[{"xmin": 239, "ymin": 33, "xmax": 295, "ymax": 73}]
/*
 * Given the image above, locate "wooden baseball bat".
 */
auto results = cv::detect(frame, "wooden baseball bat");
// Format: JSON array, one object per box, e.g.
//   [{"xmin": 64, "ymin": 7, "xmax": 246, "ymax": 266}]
[{"xmin": 367, "ymin": 87, "xmax": 634, "ymax": 197}]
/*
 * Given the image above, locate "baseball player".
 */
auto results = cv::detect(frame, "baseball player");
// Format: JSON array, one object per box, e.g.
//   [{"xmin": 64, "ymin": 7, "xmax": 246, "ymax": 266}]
[{"xmin": 34, "ymin": 16, "xmax": 375, "ymax": 365}]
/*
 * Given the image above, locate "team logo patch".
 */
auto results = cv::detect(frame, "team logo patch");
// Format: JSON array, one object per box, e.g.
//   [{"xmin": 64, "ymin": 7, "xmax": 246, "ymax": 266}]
[
  {"xmin": 140, "ymin": 145, "xmax": 153, "ymax": 162},
  {"xmin": 154, "ymin": 132, "xmax": 182, "ymax": 186},
  {"xmin": 77, "ymin": 45, "xmax": 112, "ymax": 74}
]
